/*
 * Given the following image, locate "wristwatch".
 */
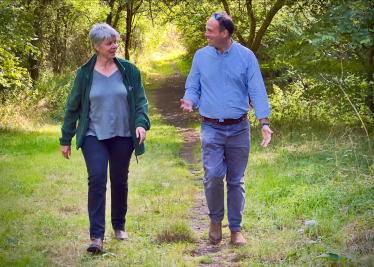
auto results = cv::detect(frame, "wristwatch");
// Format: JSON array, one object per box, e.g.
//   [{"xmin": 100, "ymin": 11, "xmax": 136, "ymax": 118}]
[{"xmin": 261, "ymin": 123, "xmax": 270, "ymax": 127}]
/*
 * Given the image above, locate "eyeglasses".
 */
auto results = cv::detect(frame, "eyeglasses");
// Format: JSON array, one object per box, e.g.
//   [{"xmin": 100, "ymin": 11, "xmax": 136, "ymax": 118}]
[{"xmin": 214, "ymin": 12, "xmax": 226, "ymax": 31}]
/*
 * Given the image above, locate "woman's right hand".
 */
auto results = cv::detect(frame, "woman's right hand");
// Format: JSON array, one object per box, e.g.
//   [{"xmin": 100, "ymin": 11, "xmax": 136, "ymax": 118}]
[{"xmin": 61, "ymin": 145, "xmax": 71, "ymax": 160}]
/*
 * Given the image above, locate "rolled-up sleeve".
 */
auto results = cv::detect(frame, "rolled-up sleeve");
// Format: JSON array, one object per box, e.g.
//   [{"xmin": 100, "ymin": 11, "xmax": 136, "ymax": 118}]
[
  {"xmin": 184, "ymin": 54, "xmax": 201, "ymax": 108},
  {"xmin": 247, "ymin": 52, "xmax": 271, "ymax": 119}
]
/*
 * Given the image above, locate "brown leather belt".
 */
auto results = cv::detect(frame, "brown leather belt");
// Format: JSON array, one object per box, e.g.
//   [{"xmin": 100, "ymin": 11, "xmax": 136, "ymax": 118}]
[{"xmin": 200, "ymin": 114, "xmax": 247, "ymax": 125}]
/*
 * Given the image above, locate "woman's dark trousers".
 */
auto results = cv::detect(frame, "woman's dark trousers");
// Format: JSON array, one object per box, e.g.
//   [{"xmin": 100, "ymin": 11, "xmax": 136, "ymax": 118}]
[{"xmin": 82, "ymin": 136, "xmax": 134, "ymax": 240}]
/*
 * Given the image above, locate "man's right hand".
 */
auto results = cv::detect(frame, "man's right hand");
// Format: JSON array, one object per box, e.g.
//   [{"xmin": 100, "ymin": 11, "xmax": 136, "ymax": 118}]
[
  {"xmin": 180, "ymin": 99, "xmax": 194, "ymax": 112},
  {"xmin": 61, "ymin": 145, "xmax": 71, "ymax": 160}
]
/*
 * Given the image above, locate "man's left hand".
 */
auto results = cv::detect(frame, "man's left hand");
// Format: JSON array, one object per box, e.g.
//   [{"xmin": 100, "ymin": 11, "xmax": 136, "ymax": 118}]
[
  {"xmin": 261, "ymin": 125, "xmax": 273, "ymax": 148},
  {"xmin": 136, "ymin": 127, "xmax": 146, "ymax": 145}
]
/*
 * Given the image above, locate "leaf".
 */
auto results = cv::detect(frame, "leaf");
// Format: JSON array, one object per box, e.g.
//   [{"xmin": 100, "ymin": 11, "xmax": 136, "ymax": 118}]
[
  {"xmin": 313, "ymin": 253, "xmax": 340, "ymax": 261},
  {"xmin": 360, "ymin": 38, "xmax": 372, "ymax": 45},
  {"xmin": 313, "ymin": 253, "xmax": 353, "ymax": 266}
]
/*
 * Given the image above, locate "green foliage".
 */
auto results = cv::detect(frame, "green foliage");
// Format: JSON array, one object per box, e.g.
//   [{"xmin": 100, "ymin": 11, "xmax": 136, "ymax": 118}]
[
  {"xmin": 34, "ymin": 70, "xmax": 75, "ymax": 121},
  {"xmin": 1, "ymin": 0, "xmax": 374, "ymax": 134},
  {"xmin": 173, "ymin": 55, "xmax": 193, "ymax": 76},
  {"xmin": 129, "ymin": 20, "xmax": 185, "ymax": 73},
  {"xmin": 268, "ymin": 83, "xmax": 333, "ymax": 133},
  {"xmin": 0, "ymin": 0, "xmax": 36, "ymax": 101},
  {"xmin": 31, "ymin": 0, "xmax": 106, "ymax": 72},
  {"xmin": 0, "ymin": 70, "xmax": 74, "ymax": 129},
  {"xmin": 160, "ymin": 0, "xmax": 220, "ymax": 55},
  {"xmin": 273, "ymin": 0, "xmax": 374, "ymax": 120},
  {"xmin": 312, "ymin": 0, "xmax": 374, "ymax": 50},
  {"xmin": 0, "ymin": 49, "xmax": 32, "ymax": 99},
  {"xmin": 313, "ymin": 252, "xmax": 353, "ymax": 266}
]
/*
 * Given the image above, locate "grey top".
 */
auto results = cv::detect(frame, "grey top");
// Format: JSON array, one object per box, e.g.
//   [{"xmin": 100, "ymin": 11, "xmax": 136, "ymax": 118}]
[{"xmin": 86, "ymin": 69, "xmax": 131, "ymax": 139}]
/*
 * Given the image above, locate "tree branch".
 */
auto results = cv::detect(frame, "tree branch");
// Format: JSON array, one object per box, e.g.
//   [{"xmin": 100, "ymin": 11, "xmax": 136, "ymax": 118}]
[
  {"xmin": 220, "ymin": 0, "xmax": 246, "ymax": 46},
  {"xmin": 245, "ymin": 0, "xmax": 256, "ymax": 48},
  {"xmin": 105, "ymin": 0, "xmax": 116, "ymax": 26},
  {"xmin": 251, "ymin": 0, "xmax": 286, "ymax": 54}
]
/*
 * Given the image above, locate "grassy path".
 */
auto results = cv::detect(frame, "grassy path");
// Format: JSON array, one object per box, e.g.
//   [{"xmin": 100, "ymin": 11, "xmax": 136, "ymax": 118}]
[
  {"xmin": 1, "ymin": 56, "xmax": 374, "ymax": 266},
  {"xmin": 147, "ymin": 60, "xmax": 255, "ymax": 266}
]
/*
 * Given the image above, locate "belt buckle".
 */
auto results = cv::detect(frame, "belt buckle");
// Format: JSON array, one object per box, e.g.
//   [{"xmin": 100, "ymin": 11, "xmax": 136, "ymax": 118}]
[{"xmin": 219, "ymin": 119, "xmax": 224, "ymax": 123}]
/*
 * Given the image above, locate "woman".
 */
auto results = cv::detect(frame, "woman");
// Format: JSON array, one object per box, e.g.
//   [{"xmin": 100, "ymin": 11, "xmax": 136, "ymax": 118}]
[{"xmin": 59, "ymin": 23, "xmax": 150, "ymax": 254}]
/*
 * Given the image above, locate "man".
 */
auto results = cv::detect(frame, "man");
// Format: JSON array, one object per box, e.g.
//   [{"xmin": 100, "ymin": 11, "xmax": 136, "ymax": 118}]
[{"xmin": 180, "ymin": 11, "xmax": 273, "ymax": 246}]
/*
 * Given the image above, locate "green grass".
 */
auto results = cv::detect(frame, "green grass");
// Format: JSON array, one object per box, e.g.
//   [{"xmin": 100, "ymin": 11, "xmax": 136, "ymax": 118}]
[
  {"xmin": 173, "ymin": 55, "xmax": 193, "ymax": 76},
  {"xmin": 198, "ymin": 256, "xmax": 213, "ymax": 263},
  {"xmin": 144, "ymin": 54, "xmax": 192, "ymax": 90},
  {"xmin": 212, "ymin": 125, "xmax": 373, "ymax": 266},
  {"xmin": 144, "ymin": 53, "xmax": 185, "ymax": 89},
  {"xmin": 0, "ymin": 114, "xmax": 200, "ymax": 266}
]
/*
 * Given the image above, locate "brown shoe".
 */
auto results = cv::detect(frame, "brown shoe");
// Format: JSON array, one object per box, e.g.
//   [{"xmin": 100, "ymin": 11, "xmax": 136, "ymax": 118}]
[
  {"xmin": 231, "ymin": 231, "xmax": 247, "ymax": 246},
  {"xmin": 114, "ymin": 230, "xmax": 128, "ymax": 240},
  {"xmin": 87, "ymin": 238, "xmax": 103, "ymax": 254},
  {"xmin": 209, "ymin": 221, "xmax": 222, "ymax": 244}
]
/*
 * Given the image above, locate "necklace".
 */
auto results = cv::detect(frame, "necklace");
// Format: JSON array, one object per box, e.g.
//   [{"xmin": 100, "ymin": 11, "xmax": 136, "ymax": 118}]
[
  {"xmin": 97, "ymin": 61, "xmax": 113, "ymax": 75},
  {"xmin": 102, "ymin": 66, "xmax": 108, "ymax": 75}
]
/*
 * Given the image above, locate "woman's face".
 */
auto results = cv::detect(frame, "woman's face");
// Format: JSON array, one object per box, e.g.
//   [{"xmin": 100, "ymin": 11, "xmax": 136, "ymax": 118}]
[{"xmin": 94, "ymin": 35, "xmax": 118, "ymax": 59}]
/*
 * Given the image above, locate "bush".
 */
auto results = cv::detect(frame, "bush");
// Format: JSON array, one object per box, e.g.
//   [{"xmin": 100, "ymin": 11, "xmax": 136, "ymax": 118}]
[
  {"xmin": 34, "ymin": 70, "xmax": 75, "ymax": 121},
  {"xmin": 0, "ymin": 70, "xmax": 74, "ymax": 129},
  {"xmin": 268, "ymin": 83, "xmax": 332, "ymax": 135}
]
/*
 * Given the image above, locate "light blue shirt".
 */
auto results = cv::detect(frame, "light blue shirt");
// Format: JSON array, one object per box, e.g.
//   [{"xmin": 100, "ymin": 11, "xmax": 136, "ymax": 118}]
[{"xmin": 184, "ymin": 40, "xmax": 271, "ymax": 120}]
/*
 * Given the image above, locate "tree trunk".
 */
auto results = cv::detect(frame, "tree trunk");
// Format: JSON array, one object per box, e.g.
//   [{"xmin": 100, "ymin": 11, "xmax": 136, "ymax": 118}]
[
  {"xmin": 251, "ymin": 0, "xmax": 286, "ymax": 54},
  {"xmin": 112, "ymin": 4, "xmax": 124, "ymax": 29},
  {"xmin": 245, "ymin": 0, "xmax": 256, "ymax": 49},
  {"xmin": 125, "ymin": 1, "xmax": 133, "ymax": 60},
  {"xmin": 220, "ymin": 0, "xmax": 285, "ymax": 54},
  {"xmin": 106, "ymin": 0, "xmax": 116, "ymax": 25},
  {"xmin": 29, "ymin": 19, "xmax": 41, "ymax": 81},
  {"xmin": 365, "ymin": 45, "xmax": 374, "ymax": 113},
  {"xmin": 220, "ymin": 0, "xmax": 246, "ymax": 45},
  {"xmin": 149, "ymin": 0, "xmax": 154, "ymax": 27},
  {"xmin": 124, "ymin": 0, "xmax": 143, "ymax": 60},
  {"xmin": 51, "ymin": 10, "xmax": 61, "ymax": 73},
  {"xmin": 27, "ymin": 3, "xmax": 42, "ymax": 82}
]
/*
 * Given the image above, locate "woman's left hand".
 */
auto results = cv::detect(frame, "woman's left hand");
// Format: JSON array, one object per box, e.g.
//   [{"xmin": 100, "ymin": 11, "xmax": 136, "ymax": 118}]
[{"xmin": 136, "ymin": 127, "xmax": 146, "ymax": 145}]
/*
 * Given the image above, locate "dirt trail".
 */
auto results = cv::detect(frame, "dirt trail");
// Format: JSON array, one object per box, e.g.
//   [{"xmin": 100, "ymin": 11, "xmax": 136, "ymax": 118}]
[
  {"xmin": 147, "ymin": 63, "xmax": 241, "ymax": 266},
  {"xmin": 146, "ymin": 62, "xmax": 201, "ymax": 163}
]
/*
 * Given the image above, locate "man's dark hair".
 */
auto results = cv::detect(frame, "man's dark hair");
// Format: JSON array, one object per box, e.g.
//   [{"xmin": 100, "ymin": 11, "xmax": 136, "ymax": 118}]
[{"xmin": 211, "ymin": 11, "xmax": 234, "ymax": 37}]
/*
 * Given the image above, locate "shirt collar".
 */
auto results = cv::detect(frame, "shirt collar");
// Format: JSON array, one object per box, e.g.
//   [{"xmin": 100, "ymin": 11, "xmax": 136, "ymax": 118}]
[{"xmin": 214, "ymin": 38, "xmax": 235, "ymax": 56}]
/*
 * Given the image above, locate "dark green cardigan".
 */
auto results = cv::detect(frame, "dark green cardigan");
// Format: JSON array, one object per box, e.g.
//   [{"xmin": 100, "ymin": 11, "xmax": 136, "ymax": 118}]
[{"xmin": 59, "ymin": 55, "xmax": 150, "ymax": 156}]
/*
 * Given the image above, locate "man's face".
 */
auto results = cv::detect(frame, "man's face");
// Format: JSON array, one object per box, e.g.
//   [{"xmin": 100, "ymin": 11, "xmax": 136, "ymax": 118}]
[{"xmin": 205, "ymin": 17, "xmax": 226, "ymax": 48}]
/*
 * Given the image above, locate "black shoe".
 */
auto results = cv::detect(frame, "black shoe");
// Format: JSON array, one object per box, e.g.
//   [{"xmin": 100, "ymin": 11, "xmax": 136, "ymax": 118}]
[{"xmin": 87, "ymin": 238, "xmax": 103, "ymax": 254}]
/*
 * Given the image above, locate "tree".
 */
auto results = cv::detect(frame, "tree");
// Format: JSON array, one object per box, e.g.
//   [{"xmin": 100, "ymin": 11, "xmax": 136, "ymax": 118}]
[
  {"xmin": 282, "ymin": 0, "xmax": 374, "ymax": 115},
  {"xmin": 102, "ymin": 0, "xmax": 145, "ymax": 60},
  {"xmin": 219, "ymin": 0, "xmax": 287, "ymax": 54},
  {"xmin": 124, "ymin": 0, "xmax": 143, "ymax": 60},
  {"xmin": 0, "ymin": 0, "xmax": 35, "ymax": 102}
]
